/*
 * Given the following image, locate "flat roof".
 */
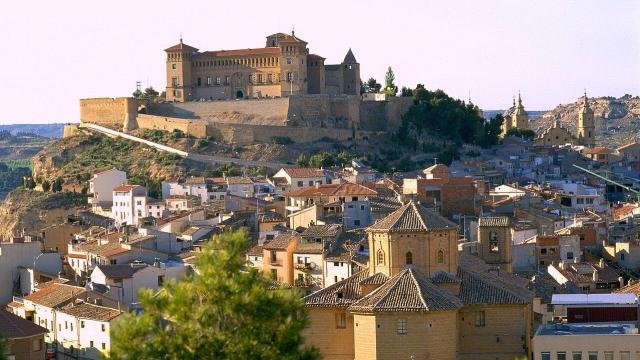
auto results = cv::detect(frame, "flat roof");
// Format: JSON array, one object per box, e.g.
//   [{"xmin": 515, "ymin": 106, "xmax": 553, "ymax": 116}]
[
  {"xmin": 551, "ymin": 294, "xmax": 636, "ymax": 305},
  {"xmin": 536, "ymin": 323, "xmax": 639, "ymax": 336}
]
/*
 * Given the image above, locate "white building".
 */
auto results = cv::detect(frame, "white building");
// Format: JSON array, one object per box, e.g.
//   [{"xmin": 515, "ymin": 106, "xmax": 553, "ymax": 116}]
[
  {"xmin": 532, "ymin": 322, "xmax": 640, "ymax": 360},
  {"xmin": 548, "ymin": 180, "xmax": 606, "ymax": 212},
  {"xmin": 111, "ymin": 185, "xmax": 147, "ymax": 226},
  {"xmin": 162, "ymin": 177, "xmax": 211, "ymax": 204},
  {"xmin": 56, "ymin": 301, "xmax": 122, "ymax": 359},
  {"xmin": 293, "ymin": 241, "xmax": 324, "ymax": 292},
  {"xmin": 90, "ymin": 261, "xmax": 187, "ymax": 309},
  {"xmin": 0, "ymin": 242, "xmax": 62, "ymax": 304},
  {"xmin": 270, "ymin": 168, "xmax": 329, "ymax": 194},
  {"xmin": 226, "ymin": 177, "xmax": 255, "ymax": 198},
  {"xmin": 88, "ymin": 168, "xmax": 127, "ymax": 213}
]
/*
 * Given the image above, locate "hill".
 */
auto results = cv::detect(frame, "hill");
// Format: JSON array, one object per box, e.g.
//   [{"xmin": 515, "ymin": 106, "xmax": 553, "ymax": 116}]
[
  {"xmin": 0, "ymin": 123, "xmax": 70, "ymax": 138},
  {"xmin": 532, "ymin": 95, "xmax": 640, "ymax": 147}
]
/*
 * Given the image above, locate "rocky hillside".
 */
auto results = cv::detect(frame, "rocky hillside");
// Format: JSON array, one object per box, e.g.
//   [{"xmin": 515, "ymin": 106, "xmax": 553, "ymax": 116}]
[
  {"xmin": 0, "ymin": 189, "xmax": 86, "ymax": 241},
  {"xmin": 532, "ymin": 95, "xmax": 640, "ymax": 147},
  {"xmin": 31, "ymin": 131, "xmax": 206, "ymax": 191}
]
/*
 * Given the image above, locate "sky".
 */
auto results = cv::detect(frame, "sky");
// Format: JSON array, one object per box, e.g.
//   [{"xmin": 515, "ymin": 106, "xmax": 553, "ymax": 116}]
[{"xmin": 1, "ymin": 0, "xmax": 639, "ymax": 124}]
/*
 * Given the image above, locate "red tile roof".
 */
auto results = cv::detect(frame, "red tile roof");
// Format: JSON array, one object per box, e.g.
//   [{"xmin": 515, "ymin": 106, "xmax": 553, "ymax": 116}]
[
  {"xmin": 200, "ymin": 48, "xmax": 280, "ymax": 57},
  {"xmin": 279, "ymin": 168, "xmax": 326, "ymax": 179},
  {"xmin": 164, "ymin": 41, "xmax": 199, "ymax": 52},
  {"xmin": 287, "ymin": 182, "xmax": 377, "ymax": 198},
  {"xmin": 113, "ymin": 185, "xmax": 139, "ymax": 192}
]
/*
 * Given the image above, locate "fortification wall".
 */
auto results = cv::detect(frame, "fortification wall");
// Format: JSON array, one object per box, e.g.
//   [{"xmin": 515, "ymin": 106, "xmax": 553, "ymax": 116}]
[
  {"xmin": 359, "ymin": 97, "xmax": 413, "ymax": 131},
  {"xmin": 62, "ymin": 124, "xmax": 80, "ymax": 138},
  {"xmin": 79, "ymin": 97, "xmax": 141, "ymax": 127},
  {"xmin": 136, "ymin": 114, "xmax": 207, "ymax": 138},
  {"xmin": 206, "ymin": 123, "xmax": 356, "ymax": 146},
  {"xmin": 149, "ymin": 98, "xmax": 291, "ymax": 126}
]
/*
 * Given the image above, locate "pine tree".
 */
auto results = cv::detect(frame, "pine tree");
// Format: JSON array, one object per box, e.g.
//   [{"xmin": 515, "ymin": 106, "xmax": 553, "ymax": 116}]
[
  {"xmin": 384, "ymin": 66, "xmax": 398, "ymax": 97},
  {"xmin": 106, "ymin": 231, "xmax": 319, "ymax": 360}
]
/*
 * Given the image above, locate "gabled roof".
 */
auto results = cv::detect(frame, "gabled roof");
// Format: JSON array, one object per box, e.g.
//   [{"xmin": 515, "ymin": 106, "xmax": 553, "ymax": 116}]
[
  {"xmin": 302, "ymin": 224, "xmax": 341, "ymax": 238},
  {"xmin": 23, "ymin": 283, "xmax": 86, "ymax": 308},
  {"xmin": 263, "ymin": 232, "xmax": 299, "ymax": 251},
  {"xmin": 96, "ymin": 264, "xmax": 146, "ymax": 279},
  {"xmin": 430, "ymin": 270, "xmax": 461, "ymax": 284},
  {"xmin": 278, "ymin": 168, "xmax": 326, "ymax": 179},
  {"xmin": 367, "ymin": 201, "xmax": 458, "ymax": 232},
  {"xmin": 113, "ymin": 184, "xmax": 140, "ymax": 192},
  {"xmin": 59, "ymin": 301, "xmax": 122, "ymax": 321},
  {"xmin": 304, "ymin": 270, "xmax": 375, "ymax": 308},
  {"xmin": 0, "ymin": 310, "xmax": 48, "ymax": 339},
  {"xmin": 349, "ymin": 268, "xmax": 462, "ymax": 313},
  {"xmin": 278, "ymin": 33, "xmax": 307, "ymax": 44},
  {"xmin": 287, "ymin": 182, "xmax": 377, "ymax": 198},
  {"xmin": 343, "ymin": 48, "xmax": 357, "ymax": 64},
  {"xmin": 164, "ymin": 41, "xmax": 199, "ymax": 52}
]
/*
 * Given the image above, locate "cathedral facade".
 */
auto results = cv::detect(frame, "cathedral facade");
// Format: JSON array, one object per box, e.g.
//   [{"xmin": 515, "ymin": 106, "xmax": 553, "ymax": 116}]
[
  {"xmin": 500, "ymin": 93, "xmax": 529, "ymax": 137},
  {"xmin": 164, "ymin": 32, "xmax": 360, "ymax": 102},
  {"xmin": 535, "ymin": 93, "xmax": 596, "ymax": 148}
]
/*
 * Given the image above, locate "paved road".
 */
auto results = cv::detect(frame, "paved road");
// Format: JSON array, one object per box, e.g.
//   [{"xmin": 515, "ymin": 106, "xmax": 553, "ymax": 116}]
[{"xmin": 79, "ymin": 123, "xmax": 290, "ymax": 169}]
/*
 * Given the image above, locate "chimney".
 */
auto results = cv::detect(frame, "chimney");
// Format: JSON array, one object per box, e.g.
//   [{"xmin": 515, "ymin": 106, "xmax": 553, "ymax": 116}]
[
  {"xmin": 559, "ymin": 261, "xmax": 567, "ymax": 270},
  {"xmin": 599, "ymin": 258, "xmax": 605, "ymax": 268},
  {"xmin": 619, "ymin": 276, "xmax": 625, "ymax": 288},
  {"xmin": 315, "ymin": 182, "xmax": 320, "ymax": 189},
  {"xmin": 592, "ymin": 270, "xmax": 599, "ymax": 282}
]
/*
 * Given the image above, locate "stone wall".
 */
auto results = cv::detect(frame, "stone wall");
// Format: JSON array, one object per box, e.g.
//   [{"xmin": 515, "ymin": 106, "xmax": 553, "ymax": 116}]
[
  {"xmin": 359, "ymin": 97, "xmax": 413, "ymax": 131},
  {"xmin": 62, "ymin": 124, "xmax": 80, "ymax": 138},
  {"xmin": 79, "ymin": 97, "xmax": 143, "ymax": 127},
  {"xmin": 136, "ymin": 114, "xmax": 207, "ymax": 138},
  {"xmin": 206, "ymin": 122, "xmax": 357, "ymax": 145}
]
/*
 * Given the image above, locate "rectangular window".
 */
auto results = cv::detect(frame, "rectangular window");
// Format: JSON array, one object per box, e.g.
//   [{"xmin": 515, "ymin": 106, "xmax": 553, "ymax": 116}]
[
  {"xmin": 474, "ymin": 311, "xmax": 485, "ymax": 327},
  {"xmin": 335, "ymin": 312, "xmax": 347, "ymax": 329},
  {"xmin": 158, "ymin": 275, "xmax": 165, "ymax": 286},
  {"xmin": 171, "ymin": 63, "xmax": 176, "ymax": 70},
  {"xmin": 354, "ymin": 220, "xmax": 361, "ymax": 226},
  {"xmin": 248, "ymin": 74, "xmax": 252, "ymax": 83},
  {"xmin": 603, "ymin": 352, "xmax": 613, "ymax": 360},
  {"xmin": 225, "ymin": 76, "xmax": 230, "ymax": 85},
  {"xmin": 258, "ymin": 74, "xmax": 263, "ymax": 83},
  {"xmin": 81, "ymin": 321, "xmax": 85, "ymax": 329},
  {"xmin": 90, "ymin": 341, "xmax": 94, "ymax": 348},
  {"xmin": 216, "ymin": 77, "xmax": 221, "ymax": 85},
  {"xmin": 573, "ymin": 352, "xmax": 582, "ymax": 360},
  {"xmin": 287, "ymin": 58, "xmax": 292, "ymax": 64},
  {"xmin": 396, "ymin": 318, "xmax": 407, "ymax": 335},
  {"xmin": 172, "ymin": 77, "xmax": 178, "ymax": 87},
  {"xmin": 287, "ymin": 72, "xmax": 293, "ymax": 81},
  {"xmin": 557, "ymin": 352, "xmax": 567, "ymax": 360},
  {"xmin": 620, "ymin": 352, "xmax": 630, "ymax": 360},
  {"xmin": 101, "ymin": 324, "xmax": 106, "ymax": 332},
  {"xmin": 197, "ymin": 77, "xmax": 202, "ymax": 86},
  {"xmin": 541, "ymin": 353, "xmax": 551, "ymax": 360},
  {"xmin": 102, "ymin": 343, "xmax": 106, "ymax": 350},
  {"xmin": 32, "ymin": 338, "xmax": 42, "ymax": 352},
  {"xmin": 206, "ymin": 76, "xmax": 212, "ymax": 86},
  {"xmin": 270, "ymin": 268, "xmax": 277, "ymax": 280},
  {"xmin": 587, "ymin": 352, "xmax": 597, "ymax": 360},
  {"xmin": 334, "ymin": 276, "xmax": 337, "ymax": 282},
  {"xmin": 268, "ymin": 74, "xmax": 273, "ymax": 82}
]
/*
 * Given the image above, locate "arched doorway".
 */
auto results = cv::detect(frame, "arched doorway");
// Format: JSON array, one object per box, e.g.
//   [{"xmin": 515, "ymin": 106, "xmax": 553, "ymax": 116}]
[{"xmin": 236, "ymin": 90, "xmax": 244, "ymax": 99}]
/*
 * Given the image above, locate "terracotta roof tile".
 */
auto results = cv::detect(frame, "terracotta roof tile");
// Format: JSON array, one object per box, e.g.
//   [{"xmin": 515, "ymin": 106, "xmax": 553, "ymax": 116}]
[
  {"xmin": 59, "ymin": 302, "xmax": 122, "ymax": 321},
  {"xmin": 367, "ymin": 201, "xmax": 458, "ymax": 232},
  {"xmin": 24, "ymin": 284, "xmax": 85, "ymax": 308},
  {"xmin": 302, "ymin": 224, "xmax": 341, "ymax": 238},
  {"xmin": 478, "ymin": 216, "xmax": 510, "ymax": 227},
  {"xmin": 304, "ymin": 270, "xmax": 373, "ymax": 308},
  {"xmin": 349, "ymin": 268, "xmax": 462, "ymax": 313},
  {"xmin": 262, "ymin": 233, "xmax": 299, "ymax": 251},
  {"xmin": 0, "ymin": 310, "xmax": 48, "ymax": 339},
  {"xmin": 279, "ymin": 168, "xmax": 327, "ymax": 178}
]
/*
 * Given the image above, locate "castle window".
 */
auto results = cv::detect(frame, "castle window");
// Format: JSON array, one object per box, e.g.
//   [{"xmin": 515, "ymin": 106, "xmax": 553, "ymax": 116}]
[
  {"xmin": 258, "ymin": 74, "xmax": 263, "ymax": 83},
  {"xmin": 171, "ymin": 63, "xmax": 176, "ymax": 70},
  {"xmin": 489, "ymin": 231, "xmax": 499, "ymax": 253},
  {"xmin": 406, "ymin": 252, "xmax": 413, "ymax": 265},
  {"xmin": 268, "ymin": 74, "xmax": 273, "ymax": 83},
  {"xmin": 287, "ymin": 58, "xmax": 292, "ymax": 65},
  {"xmin": 474, "ymin": 311, "xmax": 486, "ymax": 327},
  {"xmin": 437, "ymin": 250, "xmax": 444, "ymax": 264},
  {"xmin": 336, "ymin": 312, "xmax": 347, "ymax": 329},
  {"xmin": 397, "ymin": 318, "xmax": 407, "ymax": 335},
  {"xmin": 248, "ymin": 74, "xmax": 252, "ymax": 83},
  {"xmin": 225, "ymin": 76, "xmax": 230, "ymax": 85},
  {"xmin": 287, "ymin": 72, "xmax": 294, "ymax": 81},
  {"xmin": 206, "ymin": 77, "xmax": 211, "ymax": 86},
  {"xmin": 172, "ymin": 77, "xmax": 178, "ymax": 87},
  {"xmin": 377, "ymin": 249, "xmax": 385, "ymax": 265},
  {"xmin": 216, "ymin": 77, "xmax": 221, "ymax": 85},
  {"xmin": 197, "ymin": 78, "xmax": 202, "ymax": 86}
]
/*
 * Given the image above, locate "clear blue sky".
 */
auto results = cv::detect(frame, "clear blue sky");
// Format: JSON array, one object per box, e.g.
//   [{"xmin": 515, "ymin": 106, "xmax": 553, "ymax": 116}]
[{"xmin": 1, "ymin": 0, "xmax": 638, "ymax": 124}]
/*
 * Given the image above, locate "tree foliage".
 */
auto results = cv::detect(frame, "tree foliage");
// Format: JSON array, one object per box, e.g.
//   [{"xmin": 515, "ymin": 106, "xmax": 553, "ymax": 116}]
[
  {"xmin": 106, "ymin": 231, "xmax": 319, "ymax": 360},
  {"xmin": 42, "ymin": 179, "xmax": 51, "ymax": 192},
  {"xmin": 363, "ymin": 78, "xmax": 382, "ymax": 93},
  {"xmin": 0, "ymin": 336, "xmax": 6, "ymax": 360},
  {"xmin": 384, "ymin": 67, "xmax": 398, "ymax": 97},
  {"xmin": 396, "ymin": 85, "xmax": 501, "ymax": 149},
  {"xmin": 504, "ymin": 128, "xmax": 535, "ymax": 140}
]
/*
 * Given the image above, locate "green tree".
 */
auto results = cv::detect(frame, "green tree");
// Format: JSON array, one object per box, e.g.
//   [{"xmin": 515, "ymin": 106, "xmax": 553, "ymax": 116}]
[
  {"xmin": 132, "ymin": 89, "xmax": 143, "ymax": 98},
  {"xmin": 106, "ymin": 231, "xmax": 319, "ymax": 360},
  {"xmin": 52, "ymin": 177, "xmax": 64, "ymax": 192},
  {"xmin": 42, "ymin": 179, "xmax": 51, "ymax": 192},
  {"xmin": 144, "ymin": 86, "xmax": 160, "ymax": 98},
  {"xmin": 400, "ymin": 86, "xmax": 413, "ymax": 97},
  {"xmin": 364, "ymin": 78, "xmax": 381, "ymax": 93},
  {"xmin": 384, "ymin": 67, "xmax": 398, "ymax": 97},
  {"xmin": 0, "ymin": 336, "xmax": 7, "ymax": 360},
  {"xmin": 505, "ymin": 128, "xmax": 535, "ymax": 140},
  {"xmin": 296, "ymin": 154, "xmax": 310, "ymax": 168}
]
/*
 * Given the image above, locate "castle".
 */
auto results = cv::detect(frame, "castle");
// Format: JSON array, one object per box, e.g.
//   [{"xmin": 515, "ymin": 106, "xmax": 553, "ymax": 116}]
[
  {"xmin": 78, "ymin": 32, "xmax": 413, "ymax": 145},
  {"xmin": 165, "ymin": 32, "xmax": 360, "ymax": 102}
]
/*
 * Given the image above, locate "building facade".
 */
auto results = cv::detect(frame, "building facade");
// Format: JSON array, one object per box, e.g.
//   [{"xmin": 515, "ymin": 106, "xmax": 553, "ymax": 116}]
[{"xmin": 165, "ymin": 32, "xmax": 360, "ymax": 102}]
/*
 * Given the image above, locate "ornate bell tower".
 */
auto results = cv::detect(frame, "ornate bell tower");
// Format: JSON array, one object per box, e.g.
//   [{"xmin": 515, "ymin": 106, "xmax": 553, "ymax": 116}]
[{"xmin": 578, "ymin": 91, "xmax": 596, "ymax": 148}]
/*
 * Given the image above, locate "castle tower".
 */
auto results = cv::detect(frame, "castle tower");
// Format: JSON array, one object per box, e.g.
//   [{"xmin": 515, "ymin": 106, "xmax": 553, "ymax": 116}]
[
  {"xmin": 366, "ymin": 201, "xmax": 459, "ymax": 277},
  {"xmin": 278, "ymin": 31, "xmax": 308, "ymax": 96},
  {"xmin": 500, "ymin": 97, "xmax": 515, "ymax": 136},
  {"xmin": 342, "ymin": 48, "xmax": 361, "ymax": 96},
  {"xmin": 512, "ymin": 92, "xmax": 529, "ymax": 130},
  {"xmin": 578, "ymin": 91, "xmax": 596, "ymax": 147},
  {"xmin": 477, "ymin": 217, "xmax": 512, "ymax": 272},
  {"xmin": 164, "ymin": 37, "xmax": 198, "ymax": 102}
]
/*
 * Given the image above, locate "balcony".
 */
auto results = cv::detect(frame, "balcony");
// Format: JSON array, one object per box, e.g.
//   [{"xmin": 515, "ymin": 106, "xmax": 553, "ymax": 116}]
[
  {"xmin": 269, "ymin": 259, "xmax": 283, "ymax": 267},
  {"xmin": 294, "ymin": 262, "xmax": 316, "ymax": 272}
]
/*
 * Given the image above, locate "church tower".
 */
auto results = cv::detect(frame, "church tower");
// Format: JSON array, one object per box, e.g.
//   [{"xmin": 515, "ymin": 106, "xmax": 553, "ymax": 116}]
[
  {"xmin": 477, "ymin": 217, "xmax": 512, "ymax": 272},
  {"xmin": 512, "ymin": 92, "xmax": 529, "ymax": 130},
  {"xmin": 500, "ymin": 97, "xmax": 515, "ymax": 137},
  {"xmin": 578, "ymin": 91, "xmax": 596, "ymax": 148},
  {"xmin": 164, "ymin": 37, "xmax": 198, "ymax": 102}
]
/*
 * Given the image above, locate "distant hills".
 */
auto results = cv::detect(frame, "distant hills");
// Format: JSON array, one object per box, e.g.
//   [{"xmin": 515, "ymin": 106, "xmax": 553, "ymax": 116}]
[
  {"xmin": 0, "ymin": 123, "xmax": 75, "ymax": 139},
  {"xmin": 482, "ymin": 110, "xmax": 548, "ymax": 120}
]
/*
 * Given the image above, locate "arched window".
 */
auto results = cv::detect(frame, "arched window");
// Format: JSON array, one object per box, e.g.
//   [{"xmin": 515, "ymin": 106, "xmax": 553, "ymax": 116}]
[
  {"xmin": 406, "ymin": 251, "xmax": 413, "ymax": 265},
  {"xmin": 437, "ymin": 250, "xmax": 445, "ymax": 264},
  {"xmin": 377, "ymin": 249, "xmax": 385, "ymax": 265}
]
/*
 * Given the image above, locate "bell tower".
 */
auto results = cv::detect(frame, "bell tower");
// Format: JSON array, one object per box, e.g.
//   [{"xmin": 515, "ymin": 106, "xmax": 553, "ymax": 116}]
[
  {"xmin": 512, "ymin": 92, "xmax": 529, "ymax": 130},
  {"xmin": 164, "ymin": 37, "xmax": 198, "ymax": 102},
  {"xmin": 477, "ymin": 217, "xmax": 512, "ymax": 272},
  {"xmin": 578, "ymin": 91, "xmax": 596, "ymax": 148}
]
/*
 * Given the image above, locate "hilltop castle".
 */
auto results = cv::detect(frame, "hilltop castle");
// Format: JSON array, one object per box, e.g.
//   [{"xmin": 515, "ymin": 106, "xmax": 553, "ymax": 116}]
[{"xmin": 165, "ymin": 32, "xmax": 360, "ymax": 102}]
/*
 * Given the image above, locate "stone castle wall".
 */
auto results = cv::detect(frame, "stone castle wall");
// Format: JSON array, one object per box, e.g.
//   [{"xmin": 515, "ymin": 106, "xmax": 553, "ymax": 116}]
[{"xmin": 79, "ymin": 95, "xmax": 411, "ymax": 144}]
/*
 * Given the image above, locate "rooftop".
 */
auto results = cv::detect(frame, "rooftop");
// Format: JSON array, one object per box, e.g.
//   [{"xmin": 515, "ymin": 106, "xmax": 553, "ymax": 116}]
[
  {"xmin": 0, "ymin": 310, "xmax": 48, "ymax": 339},
  {"xmin": 367, "ymin": 201, "xmax": 458, "ymax": 233},
  {"xmin": 536, "ymin": 323, "xmax": 640, "ymax": 336}
]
